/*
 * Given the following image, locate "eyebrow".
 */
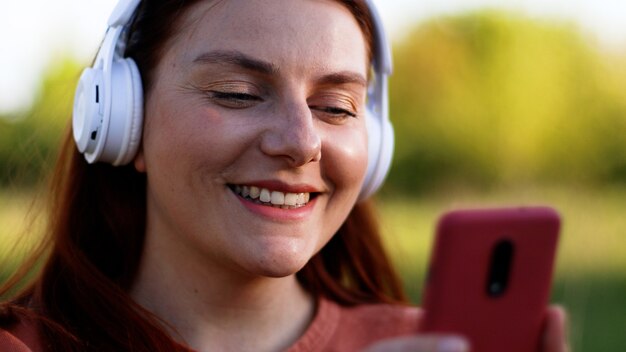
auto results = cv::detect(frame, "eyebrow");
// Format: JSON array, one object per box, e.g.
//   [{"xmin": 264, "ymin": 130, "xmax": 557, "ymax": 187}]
[
  {"xmin": 193, "ymin": 50, "xmax": 278, "ymax": 75},
  {"xmin": 315, "ymin": 71, "xmax": 367, "ymax": 88},
  {"xmin": 192, "ymin": 50, "xmax": 367, "ymax": 87}
]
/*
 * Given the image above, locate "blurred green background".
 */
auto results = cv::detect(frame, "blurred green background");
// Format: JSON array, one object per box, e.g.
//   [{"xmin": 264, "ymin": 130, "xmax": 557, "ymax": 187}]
[{"xmin": 1, "ymin": 10, "xmax": 625, "ymax": 352}]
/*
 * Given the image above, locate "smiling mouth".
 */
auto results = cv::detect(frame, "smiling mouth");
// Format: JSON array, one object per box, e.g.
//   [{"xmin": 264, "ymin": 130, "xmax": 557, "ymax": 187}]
[{"xmin": 228, "ymin": 185, "xmax": 317, "ymax": 209}]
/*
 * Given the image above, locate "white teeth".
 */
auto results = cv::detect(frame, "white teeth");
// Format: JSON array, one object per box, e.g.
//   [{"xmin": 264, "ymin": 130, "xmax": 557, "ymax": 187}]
[
  {"xmin": 297, "ymin": 193, "xmax": 309, "ymax": 204},
  {"xmin": 259, "ymin": 188, "xmax": 271, "ymax": 203},
  {"xmin": 270, "ymin": 191, "xmax": 284, "ymax": 205},
  {"xmin": 233, "ymin": 185, "xmax": 312, "ymax": 207},
  {"xmin": 249, "ymin": 186, "xmax": 260, "ymax": 199},
  {"xmin": 284, "ymin": 193, "xmax": 297, "ymax": 206}
]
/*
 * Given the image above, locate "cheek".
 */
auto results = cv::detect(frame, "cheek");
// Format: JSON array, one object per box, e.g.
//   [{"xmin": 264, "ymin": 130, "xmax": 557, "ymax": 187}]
[
  {"xmin": 143, "ymin": 95, "xmax": 248, "ymax": 175},
  {"xmin": 143, "ymin": 99, "xmax": 248, "ymax": 200},
  {"xmin": 322, "ymin": 124, "xmax": 369, "ymax": 193},
  {"xmin": 144, "ymin": 91, "xmax": 200, "ymax": 153}
]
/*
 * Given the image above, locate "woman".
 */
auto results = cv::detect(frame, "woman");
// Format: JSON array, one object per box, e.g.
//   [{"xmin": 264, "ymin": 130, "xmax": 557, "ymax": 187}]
[{"xmin": 0, "ymin": 0, "xmax": 567, "ymax": 351}]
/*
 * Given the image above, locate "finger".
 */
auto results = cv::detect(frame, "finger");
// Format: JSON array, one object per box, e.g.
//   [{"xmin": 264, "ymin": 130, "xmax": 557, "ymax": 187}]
[
  {"xmin": 541, "ymin": 305, "xmax": 569, "ymax": 352},
  {"xmin": 362, "ymin": 335, "xmax": 470, "ymax": 352}
]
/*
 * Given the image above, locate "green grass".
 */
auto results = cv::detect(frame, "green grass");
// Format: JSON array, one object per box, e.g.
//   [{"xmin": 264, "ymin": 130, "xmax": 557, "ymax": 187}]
[{"xmin": 1, "ymin": 187, "xmax": 625, "ymax": 351}]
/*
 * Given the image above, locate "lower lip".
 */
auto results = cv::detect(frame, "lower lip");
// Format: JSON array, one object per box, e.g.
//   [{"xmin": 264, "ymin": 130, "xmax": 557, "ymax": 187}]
[{"xmin": 234, "ymin": 193, "xmax": 317, "ymax": 221}]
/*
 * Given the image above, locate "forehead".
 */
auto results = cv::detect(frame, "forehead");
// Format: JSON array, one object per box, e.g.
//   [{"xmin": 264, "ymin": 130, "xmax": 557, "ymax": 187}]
[{"xmin": 166, "ymin": 0, "xmax": 369, "ymax": 75}]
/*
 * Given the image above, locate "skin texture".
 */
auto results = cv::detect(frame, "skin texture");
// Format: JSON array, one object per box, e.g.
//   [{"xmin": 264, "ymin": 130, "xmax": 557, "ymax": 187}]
[{"xmin": 131, "ymin": 0, "xmax": 369, "ymax": 350}]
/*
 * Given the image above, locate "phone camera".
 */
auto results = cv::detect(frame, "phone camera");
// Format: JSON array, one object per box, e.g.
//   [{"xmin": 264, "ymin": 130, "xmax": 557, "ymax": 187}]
[{"xmin": 486, "ymin": 239, "xmax": 514, "ymax": 297}]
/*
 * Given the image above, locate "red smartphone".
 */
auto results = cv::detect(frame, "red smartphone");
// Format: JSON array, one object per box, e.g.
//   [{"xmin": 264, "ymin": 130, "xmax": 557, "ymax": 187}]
[{"xmin": 420, "ymin": 207, "xmax": 561, "ymax": 352}]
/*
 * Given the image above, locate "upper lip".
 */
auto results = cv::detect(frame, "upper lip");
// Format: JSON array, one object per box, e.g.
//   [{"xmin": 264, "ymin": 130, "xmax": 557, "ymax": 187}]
[{"xmin": 229, "ymin": 180, "xmax": 322, "ymax": 194}]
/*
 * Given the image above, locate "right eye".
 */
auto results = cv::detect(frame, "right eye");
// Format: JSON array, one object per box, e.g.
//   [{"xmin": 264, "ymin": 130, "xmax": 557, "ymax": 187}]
[{"xmin": 206, "ymin": 91, "xmax": 263, "ymax": 109}]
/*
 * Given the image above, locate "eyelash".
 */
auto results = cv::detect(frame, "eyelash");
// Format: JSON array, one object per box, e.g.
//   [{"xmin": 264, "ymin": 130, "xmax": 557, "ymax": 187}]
[
  {"xmin": 205, "ymin": 90, "xmax": 263, "ymax": 109},
  {"xmin": 310, "ymin": 105, "xmax": 357, "ymax": 118},
  {"xmin": 209, "ymin": 91, "xmax": 261, "ymax": 102}
]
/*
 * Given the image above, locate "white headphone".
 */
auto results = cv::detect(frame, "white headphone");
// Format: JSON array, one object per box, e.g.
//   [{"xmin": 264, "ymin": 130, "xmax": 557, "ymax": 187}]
[{"xmin": 72, "ymin": 0, "xmax": 394, "ymax": 200}]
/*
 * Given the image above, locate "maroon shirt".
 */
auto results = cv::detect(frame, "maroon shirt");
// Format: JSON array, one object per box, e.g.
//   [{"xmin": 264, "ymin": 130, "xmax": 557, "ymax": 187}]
[{"xmin": 0, "ymin": 297, "xmax": 421, "ymax": 352}]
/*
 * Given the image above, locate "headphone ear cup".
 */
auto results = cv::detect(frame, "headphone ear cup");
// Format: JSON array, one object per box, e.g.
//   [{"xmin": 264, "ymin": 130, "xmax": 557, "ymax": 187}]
[
  {"xmin": 102, "ymin": 57, "xmax": 144, "ymax": 166},
  {"xmin": 359, "ymin": 108, "xmax": 394, "ymax": 201},
  {"xmin": 73, "ymin": 68, "xmax": 104, "ymax": 156}
]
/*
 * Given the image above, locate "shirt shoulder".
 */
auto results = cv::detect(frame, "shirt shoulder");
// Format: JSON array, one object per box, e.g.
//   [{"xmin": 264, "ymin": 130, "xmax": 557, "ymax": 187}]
[
  {"xmin": 0, "ymin": 328, "xmax": 35, "ymax": 352},
  {"xmin": 0, "ymin": 317, "xmax": 41, "ymax": 352},
  {"xmin": 288, "ymin": 297, "xmax": 421, "ymax": 352}
]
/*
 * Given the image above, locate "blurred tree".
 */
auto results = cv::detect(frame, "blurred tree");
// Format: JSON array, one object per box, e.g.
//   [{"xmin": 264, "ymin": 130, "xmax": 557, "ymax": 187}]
[
  {"xmin": 387, "ymin": 10, "xmax": 626, "ymax": 195},
  {"xmin": 0, "ymin": 57, "xmax": 80, "ymax": 187}
]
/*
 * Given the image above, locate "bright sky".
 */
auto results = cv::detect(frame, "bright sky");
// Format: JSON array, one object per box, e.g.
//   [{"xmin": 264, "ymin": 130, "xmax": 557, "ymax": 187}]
[{"xmin": 1, "ymin": 0, "xmax": 625, "ymax": 114}]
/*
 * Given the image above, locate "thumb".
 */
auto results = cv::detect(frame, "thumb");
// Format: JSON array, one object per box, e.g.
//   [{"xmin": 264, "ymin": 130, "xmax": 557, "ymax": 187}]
[{"xmin": 542, "ymin": 305, "xmax": 570, "ymax": 352}]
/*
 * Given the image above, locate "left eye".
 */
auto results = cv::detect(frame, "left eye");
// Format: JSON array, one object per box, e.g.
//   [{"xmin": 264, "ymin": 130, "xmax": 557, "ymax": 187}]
[
  {"xmin": 310, "ymin": 105, "xmax": 357, "ymax": 118},
  {"xmin": 210, "ymin": 91, "xmax": 261, "ymax": 101}
]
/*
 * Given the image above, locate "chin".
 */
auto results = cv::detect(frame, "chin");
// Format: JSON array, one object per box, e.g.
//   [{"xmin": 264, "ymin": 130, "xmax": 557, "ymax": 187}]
[
  {"xmin": 257, "ymin": 254, "xmax": 312, "ymax": 279},
  {"xmin": 243, "ymin": 241, "xmax": 316, "ymax": 279},
  {"xmin": 257, "ymin": 265, "xmax": 305, "ymax": 279}
]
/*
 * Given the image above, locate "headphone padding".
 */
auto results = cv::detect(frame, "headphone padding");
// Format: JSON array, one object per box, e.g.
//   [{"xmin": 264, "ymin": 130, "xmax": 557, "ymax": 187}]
[
  {"xmin": 359, "ymin": 108, "xmax": 394, "ymax": 200},
  {"xmin": 116, "ymin": 58, "xmax": 144, "ymax": 165},
  {"xmin": 98, "ymin": 57, "xmax": 144, "ymax": 165}
]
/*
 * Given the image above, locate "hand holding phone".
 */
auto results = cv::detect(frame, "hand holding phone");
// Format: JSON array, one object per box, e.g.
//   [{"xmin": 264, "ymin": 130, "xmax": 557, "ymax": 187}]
[{"xmin": 420, "ymin": 207, "xmax": 561, "ymax": 352}]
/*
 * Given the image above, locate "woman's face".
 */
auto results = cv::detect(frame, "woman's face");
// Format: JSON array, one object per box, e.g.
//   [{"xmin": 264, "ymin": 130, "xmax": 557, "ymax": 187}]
[{"xmin": 136, "ymin": 0, "xmax": 369, "ymax": 278}]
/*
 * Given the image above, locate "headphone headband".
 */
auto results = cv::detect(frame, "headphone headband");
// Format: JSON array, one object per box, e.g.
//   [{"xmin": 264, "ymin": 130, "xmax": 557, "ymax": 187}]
[
  {"xmin": 108, "ymin": 0, "xmax": 141, "ymax": 27},
  {"xmin": 365, "ymin": 0, "xmax": 392, "ymax": 75}
]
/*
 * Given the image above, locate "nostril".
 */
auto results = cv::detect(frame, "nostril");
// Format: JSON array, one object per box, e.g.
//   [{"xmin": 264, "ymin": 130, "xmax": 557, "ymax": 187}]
[{"xmin": 258, "ymin": 113, "xmax": 321, "ymax": 167}]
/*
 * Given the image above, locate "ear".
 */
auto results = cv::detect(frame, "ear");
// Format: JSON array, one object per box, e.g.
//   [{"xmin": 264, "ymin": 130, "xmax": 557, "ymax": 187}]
[{"xmin": 134, "ymin": 147, "xmax": 146, "ymax": 173}]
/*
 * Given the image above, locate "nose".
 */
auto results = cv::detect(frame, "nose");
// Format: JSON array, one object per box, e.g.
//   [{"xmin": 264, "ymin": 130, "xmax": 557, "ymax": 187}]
[{"xmin": 260, "ymin": 101, "xmax": 322, "ymax": 167}]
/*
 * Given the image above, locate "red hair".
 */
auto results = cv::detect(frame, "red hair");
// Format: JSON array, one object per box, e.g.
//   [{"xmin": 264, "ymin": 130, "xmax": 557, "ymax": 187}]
[{"xmin": 0, "ymin": 1, "xmax": 407, "ymax": 350}]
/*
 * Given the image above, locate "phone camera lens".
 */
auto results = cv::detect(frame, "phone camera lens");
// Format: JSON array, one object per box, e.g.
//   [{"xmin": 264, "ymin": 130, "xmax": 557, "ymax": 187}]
[
  {"xmin": 489, "ymin": 282, "xmax": 503, "ymax": 295},
  {"xmin": 486, "ymin": 239, "xmax": 514, "ymax": 297}
]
